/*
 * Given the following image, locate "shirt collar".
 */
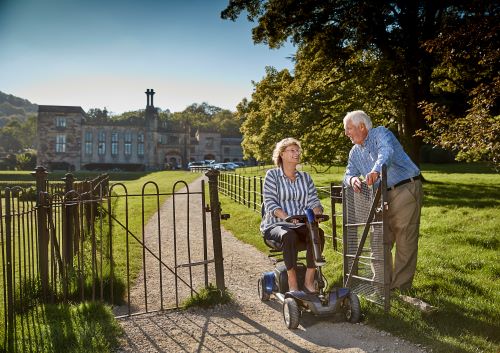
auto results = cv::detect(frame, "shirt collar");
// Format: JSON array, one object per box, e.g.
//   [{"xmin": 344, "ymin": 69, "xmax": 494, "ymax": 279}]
[
  {"xmin": 278, "ymin": 167, "xmax": 301, "ymax": 179},
  {"xmin": 361, "ymin": 128, "xmax": 374, "ymax": 148}
]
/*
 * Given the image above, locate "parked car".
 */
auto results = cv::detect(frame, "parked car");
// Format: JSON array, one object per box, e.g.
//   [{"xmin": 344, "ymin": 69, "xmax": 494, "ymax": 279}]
[
  {"xmin": 212, "ymin": 162, "xmax": 236, "ymax": 171},
  {"xmin": 188, "ymin": 161, "xmax": 211, "ymax": 170}
]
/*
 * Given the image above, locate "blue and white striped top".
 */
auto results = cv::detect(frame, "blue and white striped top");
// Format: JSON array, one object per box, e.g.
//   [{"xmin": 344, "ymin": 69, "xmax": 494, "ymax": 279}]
[
  {"xmin": 260, "ymin": 167, "xmax": 323, "ymax": 233},
  {"xmin": 343, "ymin": 126, "xmax": 420, "ymax": 188}
]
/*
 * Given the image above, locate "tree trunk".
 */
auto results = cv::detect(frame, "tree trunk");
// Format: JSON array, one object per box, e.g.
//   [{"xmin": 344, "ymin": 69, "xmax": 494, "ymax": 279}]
[{"xmin": 402, "ymin": 79, "xmax": 423, "ymax": 166}]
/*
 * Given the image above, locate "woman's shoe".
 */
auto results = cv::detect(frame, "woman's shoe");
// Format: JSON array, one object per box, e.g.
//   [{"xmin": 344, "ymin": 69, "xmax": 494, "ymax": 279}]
[{"xmin": 303, "ymin": 287, "xmax": 317, "ymax": 294}]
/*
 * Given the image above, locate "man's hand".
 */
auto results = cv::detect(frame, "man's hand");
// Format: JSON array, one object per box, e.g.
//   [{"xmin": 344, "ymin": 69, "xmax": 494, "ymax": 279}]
[
  {"xmin": 365, "ymin": 171, "xmax": 379, "ymax": 186},
  {"xmin": 350, "ymin": 176, "xmax": 362, "ymax": 193}
]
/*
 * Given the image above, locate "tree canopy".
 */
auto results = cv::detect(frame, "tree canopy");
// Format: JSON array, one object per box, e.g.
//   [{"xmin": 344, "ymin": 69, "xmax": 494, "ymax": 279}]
[
  {"xmin": 172, "ymin": 103, "xmax": 241, "ymax": 136},
  {"xmin": 222, "ymin": 0, "xmax": 499, "ymax": 166},
  {"xmin": 0, "ymin": 116, "xmax": 36, "ymax": 153},
  {"xmin": 88, "ymin": 103, "xmax": 242, "ymax": 137}
]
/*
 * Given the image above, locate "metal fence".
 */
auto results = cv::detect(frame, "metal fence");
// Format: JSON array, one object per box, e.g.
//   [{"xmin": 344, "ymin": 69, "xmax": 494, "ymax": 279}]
[{"xmin": 1, "ymin": 167, "xmax": 227, "ymax": 352}]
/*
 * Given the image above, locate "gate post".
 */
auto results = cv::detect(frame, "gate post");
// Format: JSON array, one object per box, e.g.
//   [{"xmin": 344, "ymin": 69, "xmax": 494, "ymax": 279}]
[
  {"xmin": 31, "ymin": 166, "xmax": 49, "ymax": 299},
  {"xmin": 205, "ymin": 169, "xmax": 225, "ymax": 291},
  {"xmin": 381, "ymin": 164, "xmax": 391, "ymax": 311},
  {"xmin": 4, "ymin": 189, "xmax": 14, "ymax": 353},
  {"xmin": 62, "ymin": 173, "xmax": 75, "ymax": 267}
]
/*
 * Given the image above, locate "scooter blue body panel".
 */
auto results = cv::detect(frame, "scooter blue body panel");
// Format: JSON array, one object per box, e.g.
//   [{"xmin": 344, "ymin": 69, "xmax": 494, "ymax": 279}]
[{"xmin": 262, "ymin": 271, "xmax": 275, "ymax": 295}]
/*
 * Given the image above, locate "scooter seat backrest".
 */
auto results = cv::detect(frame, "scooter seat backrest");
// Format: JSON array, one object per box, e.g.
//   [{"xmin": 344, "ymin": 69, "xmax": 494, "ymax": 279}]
[{"xmin": 264, "ymin": 238, "xmax": 283, "ymax": 251}]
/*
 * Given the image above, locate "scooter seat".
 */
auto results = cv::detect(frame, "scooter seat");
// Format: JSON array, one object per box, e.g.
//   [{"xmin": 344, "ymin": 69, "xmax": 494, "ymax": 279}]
[{"xmin": 264, "ymin": 238, "xmax": 307, "ymax": 252}]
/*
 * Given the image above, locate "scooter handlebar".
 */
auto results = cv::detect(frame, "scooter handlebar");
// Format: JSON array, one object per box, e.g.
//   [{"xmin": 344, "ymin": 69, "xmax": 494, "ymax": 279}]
[{"xmin": 285, "ymin": 213, "xmax": 329, "ymax": 224}]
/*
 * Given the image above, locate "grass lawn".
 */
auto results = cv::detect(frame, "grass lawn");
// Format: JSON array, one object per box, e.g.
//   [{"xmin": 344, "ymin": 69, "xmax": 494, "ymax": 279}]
[{"xmin": 218, "ymin": 163, "xmax": 500, "ymax": 353}]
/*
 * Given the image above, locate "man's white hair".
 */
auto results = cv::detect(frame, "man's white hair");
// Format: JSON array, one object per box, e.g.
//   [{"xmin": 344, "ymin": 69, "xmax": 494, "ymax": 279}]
[{"xmin": 343, "ymin": 110, "xmax": 372, "ymax": 130}]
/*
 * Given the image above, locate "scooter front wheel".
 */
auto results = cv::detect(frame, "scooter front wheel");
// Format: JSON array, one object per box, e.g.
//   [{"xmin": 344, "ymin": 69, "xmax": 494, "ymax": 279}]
[{"xmin": 283, "ymin": 298, "xmax": 300, "ymax": 329}]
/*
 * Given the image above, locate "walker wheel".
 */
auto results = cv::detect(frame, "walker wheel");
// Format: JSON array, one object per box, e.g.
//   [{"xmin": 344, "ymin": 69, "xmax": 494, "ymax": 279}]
[
  {"xmin": 283, "ymin": 298, "xmax": 300, "ymax": 329},
  {"xmin": 343, "ymin": 292, "xmax": 361, "ymax": 323}
]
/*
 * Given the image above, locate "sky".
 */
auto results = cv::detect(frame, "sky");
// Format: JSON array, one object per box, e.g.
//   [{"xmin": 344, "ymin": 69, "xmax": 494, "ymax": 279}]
[{"xmin": 0, "ymin": 0, "xmax": 295, "ymax": 114}]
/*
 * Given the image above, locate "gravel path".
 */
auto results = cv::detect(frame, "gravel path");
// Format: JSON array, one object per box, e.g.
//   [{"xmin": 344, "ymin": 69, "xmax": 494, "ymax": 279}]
[{"xmin": 114, "ymin": 176, "xmax": 428, "ymax": 353}]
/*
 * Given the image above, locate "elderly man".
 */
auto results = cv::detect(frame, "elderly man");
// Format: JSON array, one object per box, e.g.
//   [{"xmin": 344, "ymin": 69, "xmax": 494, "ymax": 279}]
[{"xmin": 343, "ymin": 110, "xmax": 423, "ymax": 291}]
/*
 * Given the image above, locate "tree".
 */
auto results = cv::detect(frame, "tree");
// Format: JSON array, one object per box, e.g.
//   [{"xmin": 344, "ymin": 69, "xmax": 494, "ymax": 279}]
[
  {"xmin": 0, "ymin": 118, "xmax": 35, "ymax": 152},
  {"xmin": 222, "ymin": 0, "xmax": 498, "ymax": 164},
  {"xmin": 237, "ymin": 67, "xmax": 295, "ymax": 162},
  {"xmin": 417, "ymin": 4, "xmax": 500, "ymax": 167},
  {"xmin": 172, "ymin": 103, "xmax": 241, "ymax": 134},
  {"xmin": 236, "ymin": 43, "xmax": 402, "ymax": 165}
]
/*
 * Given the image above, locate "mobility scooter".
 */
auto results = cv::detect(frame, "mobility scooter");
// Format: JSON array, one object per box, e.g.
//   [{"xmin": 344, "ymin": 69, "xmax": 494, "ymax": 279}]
[{"xmin": 258, "ymin": 209, "xmax": 361, "ymax": 329}]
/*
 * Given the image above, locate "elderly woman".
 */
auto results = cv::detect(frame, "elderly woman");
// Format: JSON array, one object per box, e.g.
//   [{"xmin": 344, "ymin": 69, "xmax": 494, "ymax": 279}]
[{"xmin": 260, "ymin": 137, "xmax": 324, "ymax": 293}]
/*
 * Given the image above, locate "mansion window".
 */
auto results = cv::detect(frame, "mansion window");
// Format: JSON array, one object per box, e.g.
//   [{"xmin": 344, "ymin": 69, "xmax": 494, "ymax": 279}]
[
  {"xmin": 138, "ymin": 133, "xmax": 144, "ymax": 156},
  {"xmin": 98, "ymin": 131, "xmax": 106, "ymax": 155},
  {"xmin": 111, "ymin": 132, "xmax": 119, "ymax": 156},
  {"xmin": 84, "ymin": 131, "xmax": 92, "ymax": 155},
  {"xmin": 205, "ymin": 137, "xmax": 214, "ymax": 149},
  {"xmin": 124, "ymin": 132, "xmax": 132, "ymax": 156},
  {"xmin": 55, "ymin": 134, "xmax": 66, "ymax": 153},
  {"xmin": 56, "ymin": 117, "xmax": 67, "ymax": 128},
  {"xmin": 167, "ymin": 135, "xmax": 179, "ymax": 145},
  {"xmin": 224, "ymin": 147, "xmax": 230, "ymax": 154}
]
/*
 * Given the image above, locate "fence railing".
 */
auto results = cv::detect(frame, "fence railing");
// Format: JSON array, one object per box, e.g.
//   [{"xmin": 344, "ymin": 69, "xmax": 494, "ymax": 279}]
[
  {"xmin": 216, "ymin": 172, "xmax": 344, "ymax": 253},
  {"xmin": 0, "ymin": 167, "xmax": 109, "ymax": 352}
]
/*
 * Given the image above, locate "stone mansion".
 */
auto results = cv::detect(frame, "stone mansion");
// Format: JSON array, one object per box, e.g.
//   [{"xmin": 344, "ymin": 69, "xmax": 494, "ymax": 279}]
[{"xmin": 36, "ymin": 89, "xmax": 244, "ymax": 171}]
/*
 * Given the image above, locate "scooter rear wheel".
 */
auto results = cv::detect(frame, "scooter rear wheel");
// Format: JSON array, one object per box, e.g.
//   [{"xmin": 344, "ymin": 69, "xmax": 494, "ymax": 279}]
[
  {"xmin": 344, "ymin": 292, "xmax": 361, "ymax": 323},
  {"xmin": 283, "ymin": 298, "xmax": 300, "ymax": 329},
  {"xmin": 258, "ymin": 277, "xmax": 270, "ymax": 301}
]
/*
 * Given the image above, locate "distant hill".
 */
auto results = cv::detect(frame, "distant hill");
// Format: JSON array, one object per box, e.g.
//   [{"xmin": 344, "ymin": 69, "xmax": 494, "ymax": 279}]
[{"xmin": 0, "ymin": 91, "xmax": 38, "ymax": 127}]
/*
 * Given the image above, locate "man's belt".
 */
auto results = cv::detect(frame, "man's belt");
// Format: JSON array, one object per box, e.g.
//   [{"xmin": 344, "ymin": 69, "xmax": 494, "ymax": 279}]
[{"xmin": 388, "ymin": 175, "xmax": 422, "ymax": 190}]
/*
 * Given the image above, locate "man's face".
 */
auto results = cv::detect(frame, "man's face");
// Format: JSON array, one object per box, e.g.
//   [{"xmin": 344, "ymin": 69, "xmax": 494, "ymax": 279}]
[{"xmin": 344, "ymin": 120, "xmax": 368, "ymax": 145}]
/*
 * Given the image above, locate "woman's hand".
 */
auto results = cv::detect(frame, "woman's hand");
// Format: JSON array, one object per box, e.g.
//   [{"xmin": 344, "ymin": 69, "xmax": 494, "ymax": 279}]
[{"xmin": 274, "ymin": 209, "xmax": 289, "ymax": 221}]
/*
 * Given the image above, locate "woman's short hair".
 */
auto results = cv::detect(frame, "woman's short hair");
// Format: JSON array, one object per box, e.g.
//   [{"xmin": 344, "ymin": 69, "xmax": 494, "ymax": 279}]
[
  {"xmin": 343, "ymin": 110, "xmax": 372, "ymax": 130},
  {"xmin": 272, "ymin": 137, "xmax": 301, "ymax": 167}
]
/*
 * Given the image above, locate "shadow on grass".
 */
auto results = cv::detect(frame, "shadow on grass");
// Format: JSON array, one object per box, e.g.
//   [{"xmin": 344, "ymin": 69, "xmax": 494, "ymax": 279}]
[
  {"xmin": 1, "ymin": 302, "xmax": 121, "ymax": 353},
  {"xmin": 0, "ymin": 274, "xmax": 126, "ymax": 352},
  {"xmin": 365, "ymin": 295, "xmax": 498, "ymax": 353},
  {"xmin": 423, "ymin": 180, "xmax": 500, "ymax": 208},
  {"xmin": 421, "ymin": 163, "xmax": 498, "ymax": 174}
]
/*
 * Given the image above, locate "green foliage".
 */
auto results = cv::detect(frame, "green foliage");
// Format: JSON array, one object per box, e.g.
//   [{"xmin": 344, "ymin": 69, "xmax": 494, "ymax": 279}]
[
  {"xmin": 0, "ymin": 90, "xmax": 37, "ymax": 127},
  {"xmin": 181, "ymin": 284, "xmax": 233, "ymax": 309},
  {"xmin": 171, "ymin": 102, "xmax": 241, "ymax": 136},
  {"xmin": 6, "ymin": 302, "xmax": 122, "ymax": 353},
  {"xmin": 417, "ymin": 5, "xmax": 499, "ymax": 167},
  {"xmin": 16, "ymin": 150, "xmax": 37, "ymax": 170},
  {"xmin": 0, "ymin": 115, "xmax": 36, "ymax": 153},
  {"xmin": 222, "ymin": 1, "xmax": 498, "ymax": 165}
]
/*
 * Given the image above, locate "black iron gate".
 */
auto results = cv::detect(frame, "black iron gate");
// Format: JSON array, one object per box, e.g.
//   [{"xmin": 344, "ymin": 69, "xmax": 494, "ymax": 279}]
[
  {"xmin": 1, "ymin": 168, "xmax": 225, "ymax": 351},
  {"xmin": 108, "ymin": 172, "xmax": 224, "ymax": 317}
]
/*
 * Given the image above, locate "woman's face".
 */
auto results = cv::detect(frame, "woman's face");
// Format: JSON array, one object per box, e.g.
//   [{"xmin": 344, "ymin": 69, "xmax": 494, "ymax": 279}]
[{"xmin": 280, "ymin": 144, "xmax": 301, "ymax": 166}]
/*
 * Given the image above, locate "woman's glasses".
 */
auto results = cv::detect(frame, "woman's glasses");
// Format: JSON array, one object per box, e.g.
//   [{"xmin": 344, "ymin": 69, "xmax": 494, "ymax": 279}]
[{"xmin": 284, "ymin": 148, "xmax": 301, "ymax": 154}]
